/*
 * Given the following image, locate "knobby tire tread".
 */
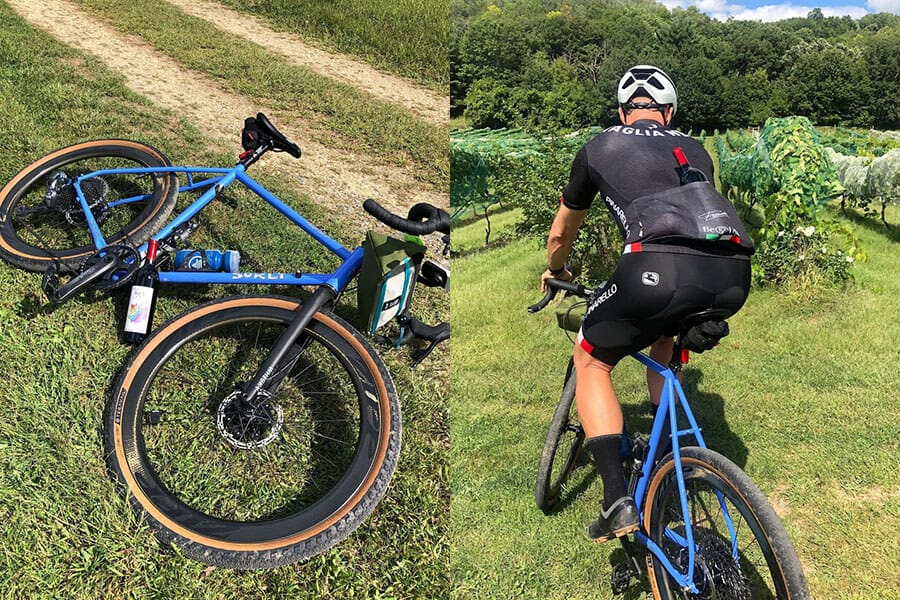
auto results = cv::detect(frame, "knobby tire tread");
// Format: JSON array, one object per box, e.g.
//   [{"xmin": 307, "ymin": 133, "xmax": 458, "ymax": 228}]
[
  {"xmin": 535, "ymin": 371, "xmax": 580, "ymax": 512},
  {"xmin": 104, "ymin": 295, "xmax": 401, "ymax": 568},
  {"xmin": 0, "ymin": 140, "xmax": 177, "ymax": 272},
  {"xmin": 643, "ymin": 447, "xmax": 809, "ymax": 599}
]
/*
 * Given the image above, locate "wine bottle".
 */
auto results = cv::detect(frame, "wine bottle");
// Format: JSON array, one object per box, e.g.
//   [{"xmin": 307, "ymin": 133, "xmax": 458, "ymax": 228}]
[
  {"xmin": 672, "ymin": 147, "xmax": 709, "ymax": 185},
  {"xmin": 124, "ymin": 240, "xmax": 160, "ymax": 345}
]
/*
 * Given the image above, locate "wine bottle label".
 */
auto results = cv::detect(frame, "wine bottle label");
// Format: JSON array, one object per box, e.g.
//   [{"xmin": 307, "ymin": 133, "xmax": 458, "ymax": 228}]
[{"xmin": 124, "ymin": 285, "xmax": 154, "ymax": 334}]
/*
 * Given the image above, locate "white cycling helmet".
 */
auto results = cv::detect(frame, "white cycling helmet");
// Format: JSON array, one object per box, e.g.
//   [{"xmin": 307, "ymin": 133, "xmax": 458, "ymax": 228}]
[{"xmin": 617, "ymin": 65, "xmax": 678, "ymax": 117}]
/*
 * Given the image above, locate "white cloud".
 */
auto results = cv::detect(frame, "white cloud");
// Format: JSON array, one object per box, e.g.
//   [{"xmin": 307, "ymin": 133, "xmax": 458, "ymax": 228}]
[
  {"xmin": 728, "ymin": 4, "xmax": 870, "ymax": 21},
  {"xmin": 868, "ymin": 0, "xmax": 900, "ymax": 13},
  {"xmin": 660, "ymin": 1, "xmax": 892, "ymax": 22}
]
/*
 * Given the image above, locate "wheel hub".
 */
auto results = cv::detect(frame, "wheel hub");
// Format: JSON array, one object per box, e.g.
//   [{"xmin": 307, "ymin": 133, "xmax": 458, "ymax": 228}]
[{"xmin": 216, "ymin": 389, "xmax": 284, "ymax": 450}]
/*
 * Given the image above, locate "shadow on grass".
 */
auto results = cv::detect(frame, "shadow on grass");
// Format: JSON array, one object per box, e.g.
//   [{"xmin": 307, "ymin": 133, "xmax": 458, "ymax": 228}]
[
  {"xmin": 838, "ymin": 205, "xmax": 899, "ymax": 243},
  {"xmin": 680, "ymin": 368, "xmax": 749, "ymax": 469},
  {"xmin": 542, "ymin": 466, "xmax": 598, "ymax": 516},
  {"xmin": 16, "ymin": 292, "xmax": 63, "ymax": 319}
]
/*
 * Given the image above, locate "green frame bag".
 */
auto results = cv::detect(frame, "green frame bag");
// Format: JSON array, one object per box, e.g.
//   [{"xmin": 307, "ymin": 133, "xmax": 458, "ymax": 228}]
[
  {"xmin": 357, "ymin": 231, "xmax": 425, "ymax": 336},
  {"xmin": 555, "ymin": 294, "xmax": 587, "ymax": 333}
]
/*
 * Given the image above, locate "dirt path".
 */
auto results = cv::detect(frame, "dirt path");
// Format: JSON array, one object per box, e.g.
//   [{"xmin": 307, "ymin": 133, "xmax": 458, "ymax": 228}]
[
  {"xmin": 7, "ymin": 0, "xmax": 446, "ymax": 237},
  {"xmin": 163, "ymin": 0, "xmax": 447, "ymax": 125}
]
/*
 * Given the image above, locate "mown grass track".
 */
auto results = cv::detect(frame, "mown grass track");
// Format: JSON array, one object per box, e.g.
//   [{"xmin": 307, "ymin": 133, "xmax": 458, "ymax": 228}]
[
  {"xmin": 69, "ymin": 0, "xmax": 449, "ymax": 191},
  {"xmin": 217, "ymin": 0, "xmax": 449, "ymax": 90}
]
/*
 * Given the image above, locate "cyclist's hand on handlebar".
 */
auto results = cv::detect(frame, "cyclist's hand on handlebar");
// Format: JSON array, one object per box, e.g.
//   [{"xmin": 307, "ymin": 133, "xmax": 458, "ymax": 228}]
[{"xmin": 541, "ymin": 267, "xmax": 573, "ymax": 293}]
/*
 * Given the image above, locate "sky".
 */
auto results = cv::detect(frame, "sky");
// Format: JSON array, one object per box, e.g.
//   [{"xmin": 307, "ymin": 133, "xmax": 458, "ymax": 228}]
[{"xmin": 658, "ymin": 0, "xmax": 900, "ymax": 21}]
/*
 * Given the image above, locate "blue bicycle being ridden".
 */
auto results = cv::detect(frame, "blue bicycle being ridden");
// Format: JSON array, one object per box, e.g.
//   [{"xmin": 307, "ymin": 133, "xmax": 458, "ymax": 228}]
[
  {"xmin": 530, "ymin": 279, "xmax": 809, "ymax": 599},
  {"xmin": 0, "ymin": 114, "xmax": 450, "ymax": 568}
]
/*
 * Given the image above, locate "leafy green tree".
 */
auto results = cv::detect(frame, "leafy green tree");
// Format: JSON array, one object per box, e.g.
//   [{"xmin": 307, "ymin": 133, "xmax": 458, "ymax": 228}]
[
  {"xmin": 783, "ymin": 39, "xmax": 873, "ymax": 126},
  {"xmin": 864, "ymin": 26, "xmax": 900, "ymax": 128},
  {"xmin": 464, "ymin": 78, "xmax": 516, "ymax": 129}
]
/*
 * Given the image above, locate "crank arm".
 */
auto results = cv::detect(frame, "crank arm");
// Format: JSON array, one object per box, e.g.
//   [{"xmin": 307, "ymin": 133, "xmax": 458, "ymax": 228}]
[{"xmin": 41, "ymin": 254, "xmax": 117, "ymax": 303}]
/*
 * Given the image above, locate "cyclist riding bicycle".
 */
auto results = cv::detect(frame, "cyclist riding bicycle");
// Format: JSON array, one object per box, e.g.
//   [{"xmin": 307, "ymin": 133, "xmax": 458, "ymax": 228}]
[{"xmin": 540, "ymin": 65, "xmax": 754, "ymax": 543}]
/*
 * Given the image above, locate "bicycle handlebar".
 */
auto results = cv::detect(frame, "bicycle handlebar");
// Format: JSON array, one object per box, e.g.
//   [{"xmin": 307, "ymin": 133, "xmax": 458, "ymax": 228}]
[
  {"xmin": 527, "ymin": 278, "xmax": 588, "ymax": 313},
  {"xmin": 363, "ymin": 199, "xmax": 451, "ymax": 236}
]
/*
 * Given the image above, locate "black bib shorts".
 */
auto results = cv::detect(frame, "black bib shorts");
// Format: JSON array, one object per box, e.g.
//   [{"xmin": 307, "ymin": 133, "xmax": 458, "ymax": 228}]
[{"xmin": 577, "ymin": 249, "xmax": 751, "ymax": 366}]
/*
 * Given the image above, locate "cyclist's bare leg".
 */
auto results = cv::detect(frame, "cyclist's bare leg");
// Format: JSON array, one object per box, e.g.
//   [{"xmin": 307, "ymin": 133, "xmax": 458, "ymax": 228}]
[
  {"xmin": 573, "ymin": 342, "xmax": 639, "ymax": 538},
  {"xmin": 647, "ymin": 336, "xmax": 680, "ymax": 407},
  {"xmin": 573, "ymin": 341, "xmax": 621, "ymax": 437}
]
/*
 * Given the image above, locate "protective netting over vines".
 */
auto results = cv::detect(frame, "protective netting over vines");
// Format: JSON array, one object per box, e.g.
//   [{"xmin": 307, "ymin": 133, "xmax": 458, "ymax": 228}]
[
  {"xmin": 715, "ymin": 117, "xmax": 844, "ymax": 238},
  {"xmin": 450, "ymin": 128, "xmax": 540, "ymax": 219},
  {"xmin": 866, "ymin": 149, "xmax": 900, "ymax": 204},
  {"xmin": 449, "ymin": 126, "xmax": 604, "ymax": 220},
  {"xmin": 826, "ymin": 147, "xmax": 900, "ymax": 223}
]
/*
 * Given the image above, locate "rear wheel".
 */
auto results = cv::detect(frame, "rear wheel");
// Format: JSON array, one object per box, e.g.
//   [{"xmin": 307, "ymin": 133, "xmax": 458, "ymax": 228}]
[
  {"xmin": 0, "ymin": 140, "xmax": 177, "ymax": 272},
  {"xmin": 105, "ymin": 295, "xmax": 401, "ymax": 568},
  {"xmin": 644, "ymin": 447, "xmax": 809, "ymax": 599}
]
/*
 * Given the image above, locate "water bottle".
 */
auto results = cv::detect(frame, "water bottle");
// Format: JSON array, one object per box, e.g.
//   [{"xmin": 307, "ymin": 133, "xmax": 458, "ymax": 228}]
[
  {"xmin": 174, "ymin": 249, "xmax": 240, "ymax": 272},
  {"xmin": 672, "ymin": 146, "xmax": 709, "ymax": 185},
  {"xmin": 124, "ymin": 240, "xmax": 160, "ymax": 345}
]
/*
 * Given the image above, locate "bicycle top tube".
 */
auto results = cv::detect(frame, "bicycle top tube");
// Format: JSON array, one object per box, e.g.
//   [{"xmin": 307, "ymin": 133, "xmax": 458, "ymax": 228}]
[{"xmin": 74, "ymin": 162, "xmax": 352, "ymax": 262}]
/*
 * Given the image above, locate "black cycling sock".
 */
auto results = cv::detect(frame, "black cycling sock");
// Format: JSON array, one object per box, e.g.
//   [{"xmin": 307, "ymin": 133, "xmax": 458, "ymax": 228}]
[{"xmin": 585, "ymin": 434, "xmax": 627, "ymax": 510}]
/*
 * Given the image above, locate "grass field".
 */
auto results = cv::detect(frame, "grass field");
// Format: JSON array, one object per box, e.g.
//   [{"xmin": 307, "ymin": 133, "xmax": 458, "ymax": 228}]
[
  {"xmin": 0, "ymin": 3, "xmax": 447, "ymax": 598},
  {"xmin": 218, "ymin": 0, "xmax": 449, "ymax": 89},
  {"xmin": 450, "ymin": 205, "xmax": 900, "ymax": 598}
]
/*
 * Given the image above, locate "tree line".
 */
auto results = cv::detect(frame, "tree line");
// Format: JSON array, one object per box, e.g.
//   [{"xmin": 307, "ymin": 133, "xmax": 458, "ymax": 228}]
[{"xmin": 451, "ymin": 0, "xmax": 900, "ymax": 132}]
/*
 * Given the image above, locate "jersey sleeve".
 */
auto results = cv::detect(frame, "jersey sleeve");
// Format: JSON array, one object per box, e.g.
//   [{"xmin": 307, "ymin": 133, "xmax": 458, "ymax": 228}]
[{"xmin": 561, "ymin": 145, "xmax": 597, "ymax": 210}]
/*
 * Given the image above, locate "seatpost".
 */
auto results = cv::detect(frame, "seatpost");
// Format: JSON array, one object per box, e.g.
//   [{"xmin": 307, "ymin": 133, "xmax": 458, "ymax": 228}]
[
  {"xmin": 238, "ymin": 140, "xmax": 272, "ymax": 169},
  {"xmin": 668, "ymin": 338, "xmax": 686, "ymax": 373}
]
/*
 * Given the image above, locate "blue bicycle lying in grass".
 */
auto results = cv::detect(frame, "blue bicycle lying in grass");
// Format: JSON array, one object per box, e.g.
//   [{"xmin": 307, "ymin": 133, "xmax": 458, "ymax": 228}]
[
  {"xmin": 530, "ymin": 279, "xmax": 808, "ymax": 599},
  {"xmin": 0, "ymin": 114, "xmax": 450, "ymax": 568}
]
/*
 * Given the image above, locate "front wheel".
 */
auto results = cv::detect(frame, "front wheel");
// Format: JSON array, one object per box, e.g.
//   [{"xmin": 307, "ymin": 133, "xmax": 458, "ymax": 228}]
[
  {"xmin": 644, "ymin": 447, "xmax": 809, "ymax": 599},
  {"xmin": 105, "ymin": 295, "xmax": 401, "ymax": 568},
  {"xmin": 535, "ymin": 370, "xmax": 586, "ymax": 512}
]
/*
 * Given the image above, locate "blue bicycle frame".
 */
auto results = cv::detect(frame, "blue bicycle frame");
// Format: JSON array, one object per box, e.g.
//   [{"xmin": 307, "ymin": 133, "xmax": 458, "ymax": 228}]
[
  {"xmin": 71, "ymin": 163, "xmax": 363, "ymax": 294},
  {"xmin": 627, "ymin": 352, "xmax": 739, "ymax": 594}
]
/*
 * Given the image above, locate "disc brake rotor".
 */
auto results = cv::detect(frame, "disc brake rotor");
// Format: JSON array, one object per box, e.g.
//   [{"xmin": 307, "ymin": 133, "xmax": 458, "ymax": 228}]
[{"xmin": 216, "ymin": 390, "xmax": 285, "ymax": 450}]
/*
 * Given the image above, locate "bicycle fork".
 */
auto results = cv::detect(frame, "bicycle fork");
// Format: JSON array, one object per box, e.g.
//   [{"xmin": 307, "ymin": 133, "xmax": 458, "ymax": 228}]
[{"xmin": 238, "ymin": 285, "xmax": 337, "ymax": 405}]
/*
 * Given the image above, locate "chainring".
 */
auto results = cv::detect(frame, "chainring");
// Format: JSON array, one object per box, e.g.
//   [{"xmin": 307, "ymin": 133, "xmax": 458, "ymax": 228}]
[{"xmin": 80, "ymin": 244, "xmax": 142, "ymax": 290}]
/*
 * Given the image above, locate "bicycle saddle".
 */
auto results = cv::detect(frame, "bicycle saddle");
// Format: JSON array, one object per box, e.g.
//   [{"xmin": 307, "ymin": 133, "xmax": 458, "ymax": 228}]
[
  {"xmin": 248, "ymin": 112, "xmax": 302, "ymax": 158},
  {"xmin": 678, "ymin": 308, "xmax": 733, "ymax": 330}
]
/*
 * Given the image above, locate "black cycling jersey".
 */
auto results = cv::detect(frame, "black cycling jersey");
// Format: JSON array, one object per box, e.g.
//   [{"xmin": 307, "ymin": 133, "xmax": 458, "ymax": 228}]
[{"xmin": 562, "ymin": 119, "xmax": 753, "ymax": 254}]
